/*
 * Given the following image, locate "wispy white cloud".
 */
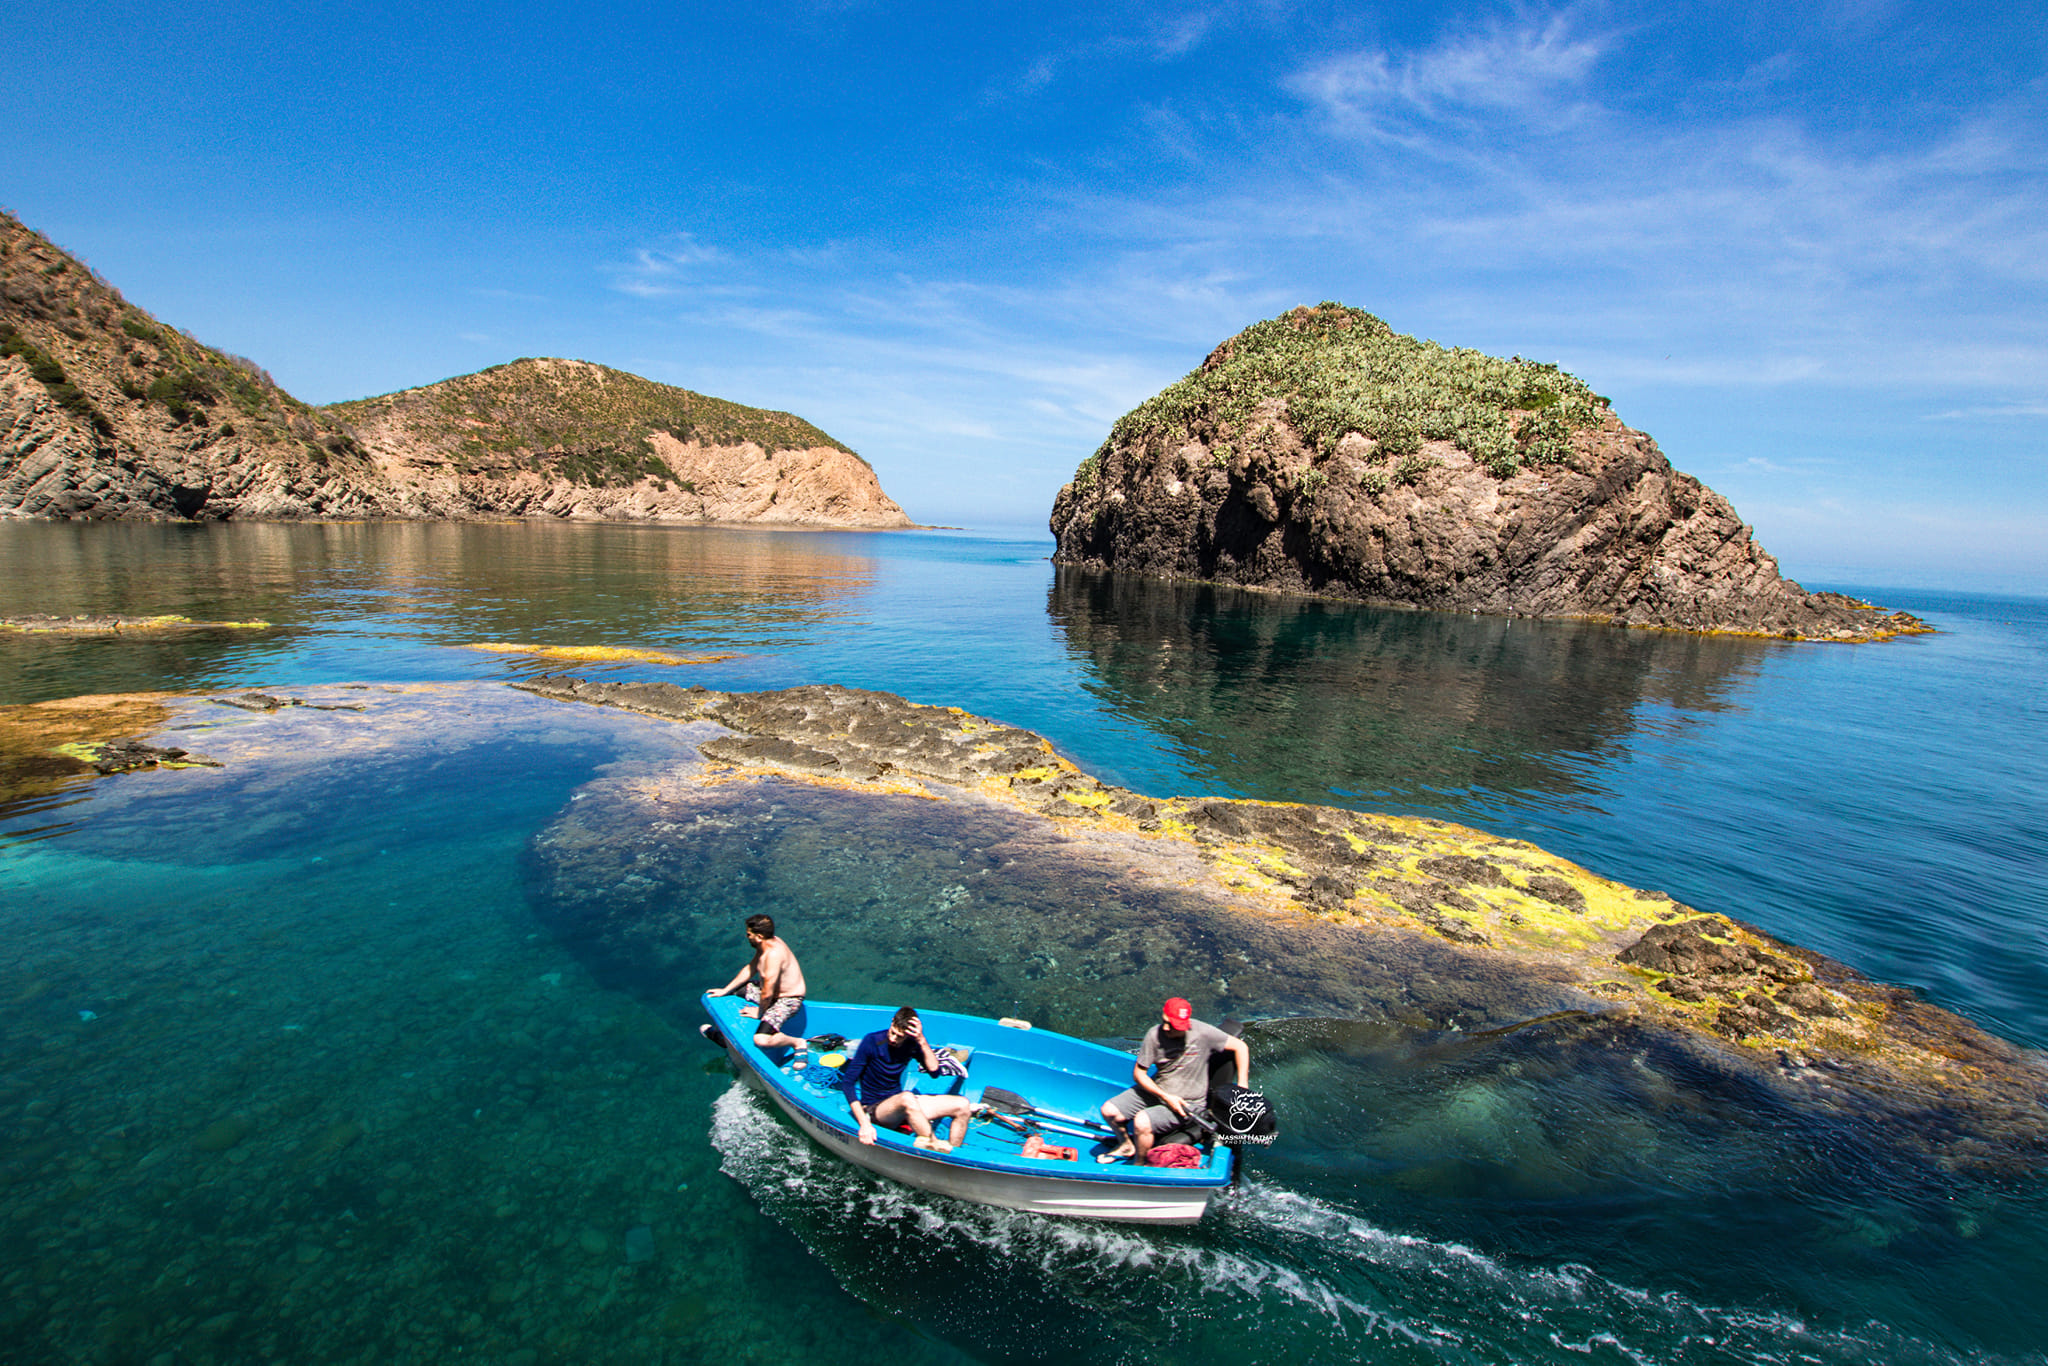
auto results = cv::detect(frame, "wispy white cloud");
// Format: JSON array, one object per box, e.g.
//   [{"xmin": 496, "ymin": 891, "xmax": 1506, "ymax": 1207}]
[
  {"xmin": 600, "ymin": 8, "xmax": 2047, "ymax": 543},
  {"xmin": 983, "ymin": 7, "xmax": 1222, "ymax": 108},
  {"xmin": 1145, "ymin": 9, "xmax": 1215, "ymax": 59},
  {"xmin": 983, "ymin": 54, "xmax": 1062, "ymax": 106},
  {"xmin": 610, "ymin": 235, "xmax": 728, "ymax": 297},
  {"xmin": 1234, "ymin": 13, "xmax": 2048, "ymax": 414},
  {"xmin": 1288, "ymin": 12, "xmax": 1605, "ymax": 135},
  {"xmin": 1925, "ymin": 403, "xmax": 2048, "ymax": 420}
]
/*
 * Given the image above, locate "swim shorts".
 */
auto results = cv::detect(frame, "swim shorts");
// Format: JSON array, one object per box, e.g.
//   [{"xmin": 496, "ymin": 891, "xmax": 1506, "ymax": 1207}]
[
  {"xmin": 1104, "ymin": 1087, "xmax": 1192, "ymax": 1140},
  {"xmin": 743, "ymin": 983, "xmax": 803, "ymax": 1034}
]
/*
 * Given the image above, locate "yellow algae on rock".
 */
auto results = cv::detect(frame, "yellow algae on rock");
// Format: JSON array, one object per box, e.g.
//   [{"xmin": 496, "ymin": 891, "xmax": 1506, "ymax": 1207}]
[
  {"xmin": 463, "ymin": 642, "xmax": 737, "ymax": 667},
  {"xmin": 1, "ymin": 692, "xmax": 181, "ymax": 804},
  {"xmin": 0, "ymin": 614, "xmax": 269, "ymax": 634}
]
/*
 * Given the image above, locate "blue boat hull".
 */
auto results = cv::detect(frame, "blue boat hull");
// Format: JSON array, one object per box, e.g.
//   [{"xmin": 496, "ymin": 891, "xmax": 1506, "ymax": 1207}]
[{"xmin": 702, "ymin": 994, "xmax": 1234, "ymax": 1224}]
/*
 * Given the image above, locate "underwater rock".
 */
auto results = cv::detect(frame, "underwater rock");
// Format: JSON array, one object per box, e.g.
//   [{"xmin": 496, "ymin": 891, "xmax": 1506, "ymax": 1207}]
[
  {"xmin": 210, "ymin": 692, "xmax": 365, "ymax": 714},
  {"xmin": 72, "ymin": 737, "xmax": 217, "ymax": 775},
  {"xmin": 0, "ymin": 613, "xmax": 270, "ymax": 634},
  {"xmin": 624, "ymin": 1224, "xmax": 654, "ymax": 1263},
  {"xmin": 517, "ymin": 674, "xmax": 2048, "ymax": 1171},
  {"xmin": 213, "ymin": 693, "xmax": 288, "ymax": 712},
  {"xmin": 192, "ymin": 1116, "xmax": 255, "ymax": 1152},
  {"xmin": 0, "ymin": 691, "xmax": 187, "ymax": 809}
]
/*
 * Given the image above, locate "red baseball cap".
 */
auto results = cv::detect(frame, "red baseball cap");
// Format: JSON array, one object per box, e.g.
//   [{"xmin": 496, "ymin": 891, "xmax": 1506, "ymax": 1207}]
[{"xmin": 1162, "ymin": 997, "xmax": 1193, "ymax": 1028}]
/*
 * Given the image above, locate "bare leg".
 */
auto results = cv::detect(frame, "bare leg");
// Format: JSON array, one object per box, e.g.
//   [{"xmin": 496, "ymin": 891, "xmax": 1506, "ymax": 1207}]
[
  {"xmin": 1131, "ymin": 1111, "xmax": 1156, "ymax": 1161},
  {"xmin": 926, "ymin": 1093, "xmax": 972, "ymax": 1145},
  {"xmin": 1099, "ymin": 1101, "xmax": 1136, "ymax": 1157},
  {"xmin": 872, "ymin": 1093, "xmax": 936, "ymax": 1143}
]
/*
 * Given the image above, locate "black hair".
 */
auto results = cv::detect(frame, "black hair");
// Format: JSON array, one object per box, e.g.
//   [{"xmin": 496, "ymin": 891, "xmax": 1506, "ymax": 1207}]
[
  {"xmin": 745, "ymin": 914, "xmax": 775, "ymax": 938},
  {"xmin": 891, "ymin": 1005, "xmax": 919, "ymax": 1029}
]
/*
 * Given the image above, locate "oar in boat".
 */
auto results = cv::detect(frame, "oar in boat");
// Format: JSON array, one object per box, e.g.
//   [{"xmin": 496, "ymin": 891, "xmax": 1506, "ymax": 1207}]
[
  {"xmin": 977, "ymin": 1088, "xmax": 1117, "ymax": 1143},
  {"xmin": 981, "ymin": 1085, "xmax": 1220, "ymax": 1141}
]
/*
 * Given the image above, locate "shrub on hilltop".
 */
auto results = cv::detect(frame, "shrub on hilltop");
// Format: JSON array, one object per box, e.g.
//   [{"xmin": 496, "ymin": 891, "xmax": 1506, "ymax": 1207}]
[{"xmin": 1079, "ymin": 302, "xmax": 1609, "ymax": 486}]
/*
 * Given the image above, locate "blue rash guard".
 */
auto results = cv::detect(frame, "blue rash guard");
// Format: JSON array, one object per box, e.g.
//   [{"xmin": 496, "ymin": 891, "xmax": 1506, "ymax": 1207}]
[{"xmin": 841, "ymin": 1028, "xmax": 917, "ymax": 1110}]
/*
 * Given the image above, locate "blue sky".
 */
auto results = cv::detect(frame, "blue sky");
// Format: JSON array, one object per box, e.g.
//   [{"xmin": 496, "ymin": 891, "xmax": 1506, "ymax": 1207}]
[{"xmin": 5, "ymin": 1, "xmax": 2044, "ymax": 588}]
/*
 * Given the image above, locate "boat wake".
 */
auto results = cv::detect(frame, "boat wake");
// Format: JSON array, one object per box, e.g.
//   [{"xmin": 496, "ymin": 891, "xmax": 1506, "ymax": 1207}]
[{"xmin": 710, "ymin": 1085, "xmax": 2021, "ymax": 1366}]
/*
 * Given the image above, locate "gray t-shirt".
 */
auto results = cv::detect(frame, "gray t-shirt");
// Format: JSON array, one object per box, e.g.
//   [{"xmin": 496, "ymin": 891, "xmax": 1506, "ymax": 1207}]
[{"xmin": 1137, "ymin": 1019, "xmax": 1233, "ymax": 1102}]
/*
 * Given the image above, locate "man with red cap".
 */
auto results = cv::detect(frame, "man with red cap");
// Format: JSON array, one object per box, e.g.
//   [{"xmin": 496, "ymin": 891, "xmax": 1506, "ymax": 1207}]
[{"xmin": 1098, "ymin": 996, "xmax": 1249, "ymax": 1163}]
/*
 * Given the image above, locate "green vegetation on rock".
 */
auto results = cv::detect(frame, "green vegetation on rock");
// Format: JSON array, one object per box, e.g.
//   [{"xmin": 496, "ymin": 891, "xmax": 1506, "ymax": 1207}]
[
  {"xmin": 2, "ymin": 324, "xmax": 110, "ymax": 433},
  {"xmin": 1, "ymin": 209, "xmax": 363, "ymax": 465},
  {"xmin": 326, "ymin": 359, "xmax": 859, "ymax": 486},
  {"xmin": 1085, "ymin": 302, "xmax": 1608, "ymax": 482}
]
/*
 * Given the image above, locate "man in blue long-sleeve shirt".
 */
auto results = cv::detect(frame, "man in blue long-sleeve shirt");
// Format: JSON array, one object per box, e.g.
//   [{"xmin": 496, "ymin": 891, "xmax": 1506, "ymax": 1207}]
[{"xmin": 842, "ymin": 1007, "xmax": 971, "ymax": 1152}]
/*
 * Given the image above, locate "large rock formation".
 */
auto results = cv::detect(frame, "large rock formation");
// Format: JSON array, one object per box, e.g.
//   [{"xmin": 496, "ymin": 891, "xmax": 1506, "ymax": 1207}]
[
  {"xmin": 326, "ymin": 359, "xmax": 909, "ymax": 527},
  {"xmin": 1051, "ymin": 304, "xmax": 1923, "ymax": 641},
  {"xmin": 0, "ymin": 211, "xmax": 910, "ymax": 527}
]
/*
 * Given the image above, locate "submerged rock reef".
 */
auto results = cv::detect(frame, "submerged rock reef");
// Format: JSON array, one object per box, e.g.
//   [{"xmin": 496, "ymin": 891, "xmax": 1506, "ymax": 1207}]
[
  {"xmin": 0, "ymin": 691, "xmax": 192, "ymax": 810},
  {"xmin": 516, "ymin": 675, "xmax": 2046, "ymax": 1170},
  {"xmin": 1051, "ymin": 304, "xmax": 1926, "ymax": 641}
]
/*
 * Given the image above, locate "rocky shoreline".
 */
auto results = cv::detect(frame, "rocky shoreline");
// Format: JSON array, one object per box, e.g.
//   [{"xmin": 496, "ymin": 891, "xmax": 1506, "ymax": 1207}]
[
  {"xmin": 513, "ymin": 674, "xmax": 2047, "ymax": 1169},
  {"xmin": 2, "ymin": 213, "xmax": 912, "ymax": 528}
]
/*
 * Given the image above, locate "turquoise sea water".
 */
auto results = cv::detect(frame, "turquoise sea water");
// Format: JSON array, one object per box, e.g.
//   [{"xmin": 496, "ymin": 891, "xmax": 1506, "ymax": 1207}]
[{"xmin": 1, "ymin": 521, "xmax": 2044, "ymax": 1364}]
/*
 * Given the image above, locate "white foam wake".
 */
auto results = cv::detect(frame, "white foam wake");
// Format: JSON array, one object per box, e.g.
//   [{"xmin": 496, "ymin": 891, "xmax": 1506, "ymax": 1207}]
[{"xmin": 710, "ymin": 1085, "xmax": 2013, "ymax": 1366}]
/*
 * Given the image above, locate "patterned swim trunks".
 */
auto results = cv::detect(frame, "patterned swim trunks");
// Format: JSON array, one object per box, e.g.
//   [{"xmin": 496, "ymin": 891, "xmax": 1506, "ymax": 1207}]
[{"xmin": 743, "ymin": 984, "xmax": 803, "ymax": 1034}]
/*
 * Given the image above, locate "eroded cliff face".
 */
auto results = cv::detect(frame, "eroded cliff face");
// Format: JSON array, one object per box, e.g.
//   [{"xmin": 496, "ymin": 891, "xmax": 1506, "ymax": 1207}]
[
  {"xmin": 331, "ymin": 358, "xmax": 911, "ymax": 528},
  {"xmin": 2, "ymin": 216, "xmax": 397, "ymax": 520},
  {"xmin": 1052, "ymin": 305, "xmax": 1923, "ymax": 641},
  {"xmin": 1, "ymin": 212, "xmax": 911, "ymax": 528}
]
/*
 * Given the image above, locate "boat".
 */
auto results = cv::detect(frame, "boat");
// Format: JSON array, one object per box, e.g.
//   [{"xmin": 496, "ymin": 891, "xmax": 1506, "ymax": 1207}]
[{"xmin": 701, "ymin": 992, "xmax": 1237, "ymax": 1224}]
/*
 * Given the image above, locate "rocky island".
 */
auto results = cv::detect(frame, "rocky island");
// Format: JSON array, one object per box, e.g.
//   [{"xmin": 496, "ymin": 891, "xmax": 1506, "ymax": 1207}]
[
  {"xmin": 1052, "ymin": 304, "xmax": 1924, "ymax": 641},
  {"xmin": 0, "ymin": 211, "xmax": 909, "ymax": 527}
]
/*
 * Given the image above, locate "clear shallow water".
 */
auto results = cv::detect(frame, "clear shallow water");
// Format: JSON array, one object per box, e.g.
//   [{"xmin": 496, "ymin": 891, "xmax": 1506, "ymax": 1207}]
[{"xmin": 1, "ymin": 521, "xmax": 2044, "ymax": 1364}]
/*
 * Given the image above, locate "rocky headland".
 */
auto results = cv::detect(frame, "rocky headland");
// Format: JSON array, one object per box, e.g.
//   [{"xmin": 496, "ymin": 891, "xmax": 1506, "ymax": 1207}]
[
  {"xmin": 1052, "ymin": 304, "xmax": 1925, "ymax": 641},
  {"xmin": 511, "ymin": 675, "xmax": 2046, "ymax": 1170},
  {"xmin": 0, "ymin": 211, "xmax": 909, "ymax": 527},
  {"xmin": 325, "ymin": 359, "xmax": 909, "ymax": 527}
]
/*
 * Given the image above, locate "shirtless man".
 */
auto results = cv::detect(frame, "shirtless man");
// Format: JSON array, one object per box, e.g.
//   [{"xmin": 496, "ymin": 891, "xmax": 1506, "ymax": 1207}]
[{"xmin": 705, "ymin": 914, "xmax": 809, "ymax": 1058}]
